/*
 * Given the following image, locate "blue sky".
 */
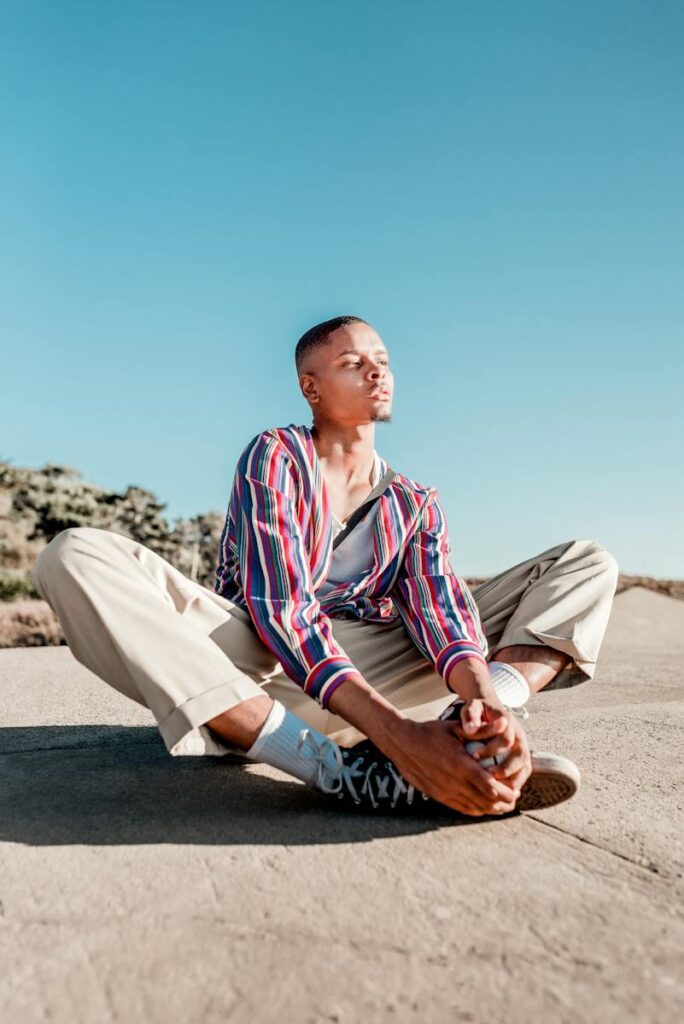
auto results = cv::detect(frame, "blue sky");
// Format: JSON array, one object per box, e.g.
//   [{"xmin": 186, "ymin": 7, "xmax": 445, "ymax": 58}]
[{"xmin": 1, "ymin": 1, "xmax": 682, "ymax": 577}]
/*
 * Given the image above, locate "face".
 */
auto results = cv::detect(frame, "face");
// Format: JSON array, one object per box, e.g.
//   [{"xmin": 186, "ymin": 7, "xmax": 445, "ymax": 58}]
[{"xmin": 299, "ymin": 322, "xmax": 395, "ymax": 425}]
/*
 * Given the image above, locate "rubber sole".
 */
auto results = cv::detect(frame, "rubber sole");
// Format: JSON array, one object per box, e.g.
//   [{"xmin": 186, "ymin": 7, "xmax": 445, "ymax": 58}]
[{"xmin": 516, "ymin": 751, "xmax": 581, "ymax": 811}]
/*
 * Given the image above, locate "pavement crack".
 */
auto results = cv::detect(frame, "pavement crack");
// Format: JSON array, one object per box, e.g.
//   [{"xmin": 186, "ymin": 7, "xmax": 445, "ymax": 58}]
[{"xmin": 525, "ymin": 814, "xmax": 670, "ymax": 880}]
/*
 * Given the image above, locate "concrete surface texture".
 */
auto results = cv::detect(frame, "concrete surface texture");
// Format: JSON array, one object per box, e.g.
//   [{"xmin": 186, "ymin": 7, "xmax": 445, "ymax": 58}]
[{"xmin": 0, "ymin": 586, "xmax": 682, "ymax": 1023}]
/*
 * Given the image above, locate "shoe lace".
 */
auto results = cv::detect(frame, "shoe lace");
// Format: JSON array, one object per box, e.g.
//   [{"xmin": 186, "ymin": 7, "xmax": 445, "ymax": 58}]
[
  {"xmin": 296, "ymin": 729, "xmax": 345, "ymax": 792},
  {"xmin": 296, "ymin": 729, "xmax": 418, "ymax": 809}
]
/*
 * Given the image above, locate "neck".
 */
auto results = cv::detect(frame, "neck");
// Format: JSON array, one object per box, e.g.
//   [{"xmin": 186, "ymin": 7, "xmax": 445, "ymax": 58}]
[{"xmin": 310, "ymin": 417, "xmax": 376, "ymax": 483}]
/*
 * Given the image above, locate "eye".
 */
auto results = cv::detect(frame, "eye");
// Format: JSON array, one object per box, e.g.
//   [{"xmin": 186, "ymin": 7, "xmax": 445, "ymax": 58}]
[{"xmin": 345, "ymin": 361, "xmax": 362, "ymax": 368}]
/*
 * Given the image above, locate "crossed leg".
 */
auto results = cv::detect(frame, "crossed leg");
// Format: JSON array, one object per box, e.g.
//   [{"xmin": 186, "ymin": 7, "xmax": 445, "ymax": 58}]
[
  {"xmin": 32, "ymin": 528, "xmax": 618, "ymax": 756},
  {"xmin": 472, "ymin": 537, "xmax": 619, "ymax": 695},
  {"xmin": 209, "ymin": 537, "xmax": 620, "ymax": 749}
]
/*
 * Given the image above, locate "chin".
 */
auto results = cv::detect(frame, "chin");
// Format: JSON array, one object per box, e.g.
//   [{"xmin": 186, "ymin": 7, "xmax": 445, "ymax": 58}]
[{"xmin": 371, "ymin": 410, "xmax": 393, "ymax": 423}]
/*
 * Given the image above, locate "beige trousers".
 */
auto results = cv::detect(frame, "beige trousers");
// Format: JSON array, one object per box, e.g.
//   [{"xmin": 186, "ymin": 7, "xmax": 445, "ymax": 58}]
[{"xmin": 31, "ymin": 528, "xmax": 619, "ymax": 754}]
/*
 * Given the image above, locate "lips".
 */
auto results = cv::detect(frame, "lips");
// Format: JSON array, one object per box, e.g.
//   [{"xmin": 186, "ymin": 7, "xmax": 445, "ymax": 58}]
[{"xmin": 369, "ymin": 388, "xmax": 391, "ymax": 399}]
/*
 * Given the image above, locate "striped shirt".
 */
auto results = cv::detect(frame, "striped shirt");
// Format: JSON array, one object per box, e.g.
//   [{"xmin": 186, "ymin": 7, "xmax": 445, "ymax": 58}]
[{"xmin": 215, "ymin": 423, "xmax": 488, "ymax": 708}]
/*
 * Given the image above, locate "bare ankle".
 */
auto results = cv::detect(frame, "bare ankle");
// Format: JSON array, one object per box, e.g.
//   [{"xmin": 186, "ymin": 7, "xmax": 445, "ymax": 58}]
[
  {"xmin": 205, "ymin": 694, "xmax": 274, "ymax": 750},
  {"xmin": 492, "ymin": 645, "xmax": 572, "ymax": 694}
]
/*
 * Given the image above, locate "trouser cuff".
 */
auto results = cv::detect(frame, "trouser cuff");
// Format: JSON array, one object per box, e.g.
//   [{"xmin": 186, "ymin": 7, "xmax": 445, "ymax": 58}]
[{"xmin": 158, "ymin": 675, "xmax": 265, "ymax": 756}]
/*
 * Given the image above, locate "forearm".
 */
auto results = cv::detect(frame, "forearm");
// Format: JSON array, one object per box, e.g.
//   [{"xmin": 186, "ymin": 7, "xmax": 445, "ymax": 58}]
[
  {"xmin": 325, "ymin": 671, "xmax": 411, "ymax": 756},
  {"xmin": 447, "ymin": 656, "xmax": 505, "ymax": 708},
  {"xmin": 325, "ymin": 657, "xmax": 506, "ymax": 755}
]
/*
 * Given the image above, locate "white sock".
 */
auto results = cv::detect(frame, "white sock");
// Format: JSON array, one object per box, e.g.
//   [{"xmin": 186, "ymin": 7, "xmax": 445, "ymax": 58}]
[
  {"xmin": 487, "ymin": 660, "xmax": 531, "ymax": 708},
  {"xmin": 443, "ymin": 660, "xmax": 530, "ymax": 714},
  {"xmin": 245, "ymin": 701, "xmax": 341, "ymax": 788}
]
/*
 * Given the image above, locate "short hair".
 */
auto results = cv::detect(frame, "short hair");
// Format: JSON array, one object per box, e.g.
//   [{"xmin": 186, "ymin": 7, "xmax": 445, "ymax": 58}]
[{"xmin": 295, "ymin": 315, "xmax": 369, "ymax": 375}]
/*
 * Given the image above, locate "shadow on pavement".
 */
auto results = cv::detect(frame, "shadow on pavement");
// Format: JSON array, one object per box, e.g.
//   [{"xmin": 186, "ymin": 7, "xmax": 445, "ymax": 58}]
[{"xmin": 0, "ymin": 726, "xmax": 484, "ymax": 847}]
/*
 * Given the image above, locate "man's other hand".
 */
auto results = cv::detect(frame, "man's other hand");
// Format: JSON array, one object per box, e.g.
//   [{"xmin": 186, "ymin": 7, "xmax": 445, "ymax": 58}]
[
  {"xmin": 455, "ymin": 698, "xmax": 533, "ymax": 795},
  {"xmin": 384, "ymin": 718, "xmax": 521, "ymax": 817}
]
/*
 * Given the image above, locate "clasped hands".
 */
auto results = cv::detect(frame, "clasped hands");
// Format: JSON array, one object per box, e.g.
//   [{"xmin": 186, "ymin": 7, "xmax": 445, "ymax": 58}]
[{"xmin": 387, "ymin": 698, "xmax": 533, "ymax": 817}]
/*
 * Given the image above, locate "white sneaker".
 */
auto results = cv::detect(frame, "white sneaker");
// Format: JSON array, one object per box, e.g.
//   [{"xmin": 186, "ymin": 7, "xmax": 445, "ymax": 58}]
[
  {"xmin": 442, "ymin": 700, "xmax": 580, "ymax": 812},
  {"xmin": 517, "ymin": 751, "xmax": 581, "ymax": 811}
]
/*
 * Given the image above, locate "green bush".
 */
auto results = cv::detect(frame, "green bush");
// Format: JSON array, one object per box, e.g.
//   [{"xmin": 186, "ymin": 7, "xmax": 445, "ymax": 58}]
[
  {"xmin": 0, "ymin": 572, "xmax": 39, "ymax": 602},
  {"xmin": 0, "ymin": 457, "xmax": 226, "ymax": 595}
]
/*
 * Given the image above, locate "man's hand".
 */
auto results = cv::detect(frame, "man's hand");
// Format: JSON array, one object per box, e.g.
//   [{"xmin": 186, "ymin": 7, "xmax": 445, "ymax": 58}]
[
  {"xmin": 326, "ymin": 671, "xmax": 523, "ymax": 816},
  {"xmin": 382, "ymin": 717, "xmax": 521, "ymax": 817},
  {"xmin": 455, "ymin": 698, "xmax": 533, "ymax": 795}
]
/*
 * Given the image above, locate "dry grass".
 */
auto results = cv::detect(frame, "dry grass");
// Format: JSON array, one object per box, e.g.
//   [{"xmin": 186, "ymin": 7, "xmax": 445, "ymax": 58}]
[{"xmin": 0, "ymin": 599, "xmax": 66, "ymax": 648}]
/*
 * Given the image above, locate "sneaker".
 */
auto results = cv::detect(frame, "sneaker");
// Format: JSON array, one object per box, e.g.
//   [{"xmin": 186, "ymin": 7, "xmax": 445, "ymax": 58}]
[
  {"xmin": 441, "ymin": 699, "xmax": 580, "ymax": 812},
  {"xmin": 298, "ymin": 729, "xmax": 431, "ymax": 811},
  {"xmin": 515, "ymin": 751, "xmax": 581, "ymax": 810},
  {"xmin": 300, "ymin": 711, "xmax": 580, "ymax": 815}
]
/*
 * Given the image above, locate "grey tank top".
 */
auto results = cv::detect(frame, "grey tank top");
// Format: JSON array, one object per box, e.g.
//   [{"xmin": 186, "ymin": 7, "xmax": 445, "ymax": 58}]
[{"xmin": 315, "ymin": 452, "xmax": 382, "ymax": 600}]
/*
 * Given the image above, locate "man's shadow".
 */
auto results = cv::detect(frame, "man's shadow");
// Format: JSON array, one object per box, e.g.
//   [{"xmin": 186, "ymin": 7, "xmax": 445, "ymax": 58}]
[{"xmin": 0, "ymin": 726, "xmax": 490, "ymax": 847}]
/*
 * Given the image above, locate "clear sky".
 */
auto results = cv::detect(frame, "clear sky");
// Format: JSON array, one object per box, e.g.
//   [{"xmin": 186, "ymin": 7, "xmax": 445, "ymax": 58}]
[{"xmin": 2, "ymin": 1, "xmax": 682, "ymax": 577}]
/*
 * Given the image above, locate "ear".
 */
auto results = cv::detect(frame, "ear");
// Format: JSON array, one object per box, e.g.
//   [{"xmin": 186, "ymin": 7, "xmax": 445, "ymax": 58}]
[{"xmin": 300, "ymin": 373, "xmax": 319, "ymax": 404}]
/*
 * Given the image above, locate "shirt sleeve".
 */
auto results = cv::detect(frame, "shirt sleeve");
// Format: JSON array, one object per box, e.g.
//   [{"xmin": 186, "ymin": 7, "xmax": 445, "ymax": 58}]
[
  {"xmin": 390, "ymin": 487, "xmax": 489, "ymax": 689},
  {"xmin": 232, "ymin": 431, "xmax": 359, "ymax": 708}
]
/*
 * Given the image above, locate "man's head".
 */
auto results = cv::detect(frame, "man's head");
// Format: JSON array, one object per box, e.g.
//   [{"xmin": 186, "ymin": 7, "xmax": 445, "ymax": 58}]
[{"xmin": 295, "ymin": 316, "xmax": 394, "ymax": 426}]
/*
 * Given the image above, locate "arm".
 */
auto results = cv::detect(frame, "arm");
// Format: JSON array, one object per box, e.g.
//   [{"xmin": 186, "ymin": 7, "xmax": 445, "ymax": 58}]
[
  {"xmin": 232, "ymin": 431, "xmax": 358, "ymax": 708},
  {"xmin": 390, "ymin": 486, "xmax": 491, "ymax": 687},
  {"xmin": 320, "ymin": 487, "xmax": 520, "ymax": 814},
  {"xmin": 385, "ymin": 487, "xmax": 532, "ymax": 797}
]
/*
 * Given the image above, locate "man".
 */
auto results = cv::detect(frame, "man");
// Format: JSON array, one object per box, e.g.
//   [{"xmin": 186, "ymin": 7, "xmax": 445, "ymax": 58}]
[{"xmin": 32, "ymin": 315, "xmax": 619, "ymax": 818}]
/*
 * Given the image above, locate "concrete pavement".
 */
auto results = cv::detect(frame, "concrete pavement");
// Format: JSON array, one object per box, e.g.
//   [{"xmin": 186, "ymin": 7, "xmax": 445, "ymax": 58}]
[{"xmin": 0, "ymin": 586, "xmax": 682, "ymax": 1022}]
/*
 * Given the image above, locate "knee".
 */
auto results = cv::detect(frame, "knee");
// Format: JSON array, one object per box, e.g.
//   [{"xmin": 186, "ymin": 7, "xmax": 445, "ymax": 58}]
[
  {"xmin": 33, "ymin": 527, "xmax": 107, "ymax": 583},
  {"xmin": 574, "ymin": 539, "xmax": 619, "ymax": 582}
]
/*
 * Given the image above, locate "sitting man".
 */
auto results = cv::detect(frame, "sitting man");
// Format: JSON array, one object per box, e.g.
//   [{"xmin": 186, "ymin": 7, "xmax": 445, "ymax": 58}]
[{"xmin": 32, "ymin": 315, "xmax": 619, "ymax": 816}]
